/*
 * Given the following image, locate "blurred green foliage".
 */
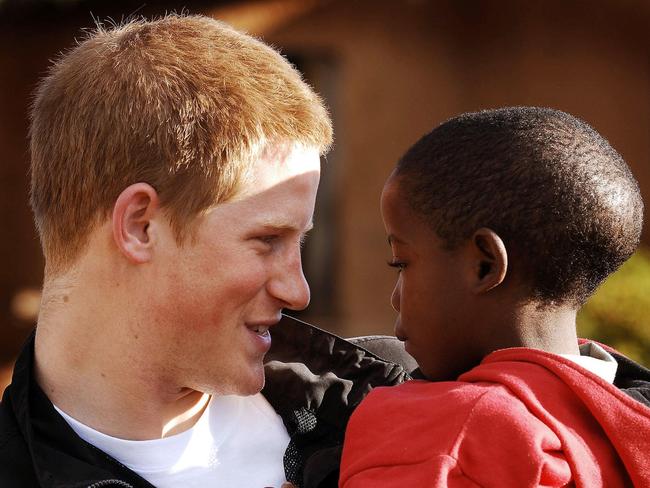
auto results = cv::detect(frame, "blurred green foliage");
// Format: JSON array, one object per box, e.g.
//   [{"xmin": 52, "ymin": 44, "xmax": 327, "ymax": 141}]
[{"xmin": 577, "ymin": 245, "xmax": 650, "ymax": 366}]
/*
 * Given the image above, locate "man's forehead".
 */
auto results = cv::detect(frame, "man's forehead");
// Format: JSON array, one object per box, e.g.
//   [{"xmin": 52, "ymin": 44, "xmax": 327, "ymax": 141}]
[
  {"xmin": 229, "ymin": 154, "xmax": 320, "ymax": 206},
  {"xmin": 250, "ymin": 143, "xmax": 320, "ymax": 178},
  {"xmin": 199, "ymin": 198, "xmax": 315, "ymax": 238}
]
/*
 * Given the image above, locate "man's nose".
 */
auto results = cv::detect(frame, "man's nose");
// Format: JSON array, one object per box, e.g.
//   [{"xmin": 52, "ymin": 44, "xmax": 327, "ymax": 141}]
[
  {"xmin": 390, "ymin": 279, "xmax": 401, "ymax": 312},
  {"xmin": 268, "ymin": 250, "xmax": 311, "ymax": 311}
]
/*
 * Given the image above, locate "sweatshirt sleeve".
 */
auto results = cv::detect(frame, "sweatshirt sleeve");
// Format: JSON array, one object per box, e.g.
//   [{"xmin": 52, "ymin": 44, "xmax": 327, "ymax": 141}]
[
  {"xmin": 339, "ymin": 383, "xmax": 486, "ymax": 487},
  {"xmin": 341, "ymin": 455, "xmax": 482, "ymax": 488},
  {"xmin": 453, "ymin": 387, "xmax": 573, "ymax": 487},
  {"xmin": 340, "ymin": 382, "xmax": 573, "ymax": 488}
]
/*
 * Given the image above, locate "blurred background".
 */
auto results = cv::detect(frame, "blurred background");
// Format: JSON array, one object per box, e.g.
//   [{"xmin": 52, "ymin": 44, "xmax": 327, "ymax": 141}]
[{"xmin": 1, "ymin": 0, "xmax": 649, "ymax": 390}]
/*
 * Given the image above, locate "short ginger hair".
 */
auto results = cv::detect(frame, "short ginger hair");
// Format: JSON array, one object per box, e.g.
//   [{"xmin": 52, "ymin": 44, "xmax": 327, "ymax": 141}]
[
  {"xmin": 395, "ymin": 107, "xmax": 643, "ymax": 305},
  {"xmin": 30, "ymin": 14, "xmax": 332, "ymax": 272}
]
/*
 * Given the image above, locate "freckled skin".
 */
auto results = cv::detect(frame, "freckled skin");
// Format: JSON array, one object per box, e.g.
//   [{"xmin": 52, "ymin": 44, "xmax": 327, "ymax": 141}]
[
  {"xmin": 145, "ymin": 144, "xmax": 321, "ymax": 396},
  {"xmin": 32, "ymin": 143, "xmax": 323, "ymax": 440}
]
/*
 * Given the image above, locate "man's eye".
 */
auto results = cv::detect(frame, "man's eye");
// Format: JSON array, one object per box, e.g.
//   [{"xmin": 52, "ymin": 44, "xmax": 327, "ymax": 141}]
[
  {"xmin": 387, "ymin": 260, "xmax": 406, "ymax": 272},
  {"xmin": 258, "ymin": 235, "xmax": 279, "ymax": 245}
]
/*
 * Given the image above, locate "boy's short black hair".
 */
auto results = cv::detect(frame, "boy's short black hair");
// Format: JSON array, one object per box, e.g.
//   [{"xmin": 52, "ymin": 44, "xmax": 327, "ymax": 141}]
[{"xmin": 395, "ymin": 107, "xmax": 643, "ymax": 305}]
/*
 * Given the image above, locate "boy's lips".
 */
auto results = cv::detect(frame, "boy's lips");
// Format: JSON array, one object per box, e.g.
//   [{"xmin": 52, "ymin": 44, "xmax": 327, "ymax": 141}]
[
  {"xmin": 394, "ymin": 325, "xmax": 407, "ymax": 342},
  {"xmin": 396, "ymin": 329, "xmax": 415, "ymax": 357}
]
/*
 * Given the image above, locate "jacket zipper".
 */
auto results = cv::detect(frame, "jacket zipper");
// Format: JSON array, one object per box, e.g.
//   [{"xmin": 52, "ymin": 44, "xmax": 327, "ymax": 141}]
[{"xmin": 87, "ymin": 479, "xmax": 134, "ymax": 487}]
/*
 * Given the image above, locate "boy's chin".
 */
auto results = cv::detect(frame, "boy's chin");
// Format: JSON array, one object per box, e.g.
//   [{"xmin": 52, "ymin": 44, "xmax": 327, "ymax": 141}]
[{"xmin": 417, "ymin": 362, "xmax": 468, "ymax": 382}]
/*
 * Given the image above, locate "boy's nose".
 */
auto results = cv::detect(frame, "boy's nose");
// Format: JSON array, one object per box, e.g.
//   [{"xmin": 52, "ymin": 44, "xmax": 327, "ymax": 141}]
[{"xmin": 390, "ymin": 281, "xmax": 401, "ymax": 312}]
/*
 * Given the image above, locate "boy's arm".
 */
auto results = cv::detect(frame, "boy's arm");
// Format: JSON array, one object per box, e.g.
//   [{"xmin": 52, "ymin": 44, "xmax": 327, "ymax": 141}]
[
  {"xmin": 451, "ymin": 388, "xmax": 572, "ymax": 487},
  {"xmin": 341, "ymin": 455, "xmax": 481, "ymax": 488},
  {"xmin": 340, "ymin": 383, "xmax": 572, "ymax": 487}
]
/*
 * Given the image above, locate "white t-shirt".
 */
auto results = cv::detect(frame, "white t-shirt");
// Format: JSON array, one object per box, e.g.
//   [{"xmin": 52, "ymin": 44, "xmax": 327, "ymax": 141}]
[
  {"xmin": 54, "ymin": 393, "xmax": 290, "ymax": 487},
  {"xmin": 559, "ymin": 341, "xmax": 618, "ymax": 383}
]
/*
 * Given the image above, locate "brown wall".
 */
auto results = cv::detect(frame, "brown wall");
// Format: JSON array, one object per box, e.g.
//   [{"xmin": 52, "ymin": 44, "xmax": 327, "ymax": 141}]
[{"xmin": 0, "ymin": 18, "xmax": 52, "ymax": 363}]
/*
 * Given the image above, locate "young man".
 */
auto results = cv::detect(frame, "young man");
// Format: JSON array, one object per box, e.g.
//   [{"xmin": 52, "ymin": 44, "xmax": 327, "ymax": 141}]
[
  {"xmin": 0, "ymin": 15, "xmax": 412, "ymax": 488},
  {"xmin": 340, "ymin": 107, "xmax": 650, "ymax": 487}
]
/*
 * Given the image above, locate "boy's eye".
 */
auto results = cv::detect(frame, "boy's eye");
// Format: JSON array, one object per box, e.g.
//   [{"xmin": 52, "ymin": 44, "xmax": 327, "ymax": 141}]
[{"xmin": 387, "ymin": 260, "xmax": 406, "ymax": 272}]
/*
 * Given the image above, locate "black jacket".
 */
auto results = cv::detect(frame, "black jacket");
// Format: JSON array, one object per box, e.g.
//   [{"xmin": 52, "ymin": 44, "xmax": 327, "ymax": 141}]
[{"xmin": 0, "ymin": 315, "xmax": 416, "ymax": 488}]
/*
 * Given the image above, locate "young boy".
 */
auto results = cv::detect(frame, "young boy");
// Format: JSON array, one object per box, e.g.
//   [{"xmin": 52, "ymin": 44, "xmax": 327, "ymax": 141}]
[{"xmin": 339, "ymin": 107, "xmax": 650, "ymax": 487}]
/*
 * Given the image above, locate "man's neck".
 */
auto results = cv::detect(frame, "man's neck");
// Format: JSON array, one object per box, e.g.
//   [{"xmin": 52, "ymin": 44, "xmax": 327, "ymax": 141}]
[{"xmin": 34, "ymin": 275, "xmax": 209, "ymax": 440}]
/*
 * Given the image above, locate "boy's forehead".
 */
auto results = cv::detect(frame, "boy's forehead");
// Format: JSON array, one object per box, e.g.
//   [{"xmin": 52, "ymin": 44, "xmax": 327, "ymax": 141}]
[
  {"xmin": 380, "ymin": 178, "xmax": 400, "ymax": 215},
  {"xmin": 381, "ymin": 176, "xmax": 447, "ymax": 248},
  {"xmin": 381, "ymin": 181, "xmax": 415, "ymax": 237},
  {"xmin": 381, "ymin": 177, "xmax": 412, "ymax": 216}
]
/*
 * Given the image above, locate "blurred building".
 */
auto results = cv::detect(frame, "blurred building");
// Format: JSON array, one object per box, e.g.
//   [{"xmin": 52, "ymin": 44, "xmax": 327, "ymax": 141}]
[{"xmin": 1, "ymin": 0, "xmax": 649, "ymax": 384}]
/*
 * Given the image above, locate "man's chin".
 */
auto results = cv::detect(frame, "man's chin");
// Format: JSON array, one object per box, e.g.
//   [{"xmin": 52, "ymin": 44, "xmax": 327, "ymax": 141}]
[
  {"xmin": 242, "ymin": 367, "xmax": 266, "ymax": 395},
  {"xmin": 194, "ymin": 361, "xmax": 266, "ymax": 396},
  {"xmin": 224, "ymin": 368, "xmax": 266, "ymax": 397}
]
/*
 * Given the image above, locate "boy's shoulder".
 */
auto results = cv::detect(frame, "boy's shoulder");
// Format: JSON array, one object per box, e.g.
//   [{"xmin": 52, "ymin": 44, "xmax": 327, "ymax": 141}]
[
  {"xmin": 357, "ymin": 377, "xmax": 533, "ymax": 429},
  {"xmin": 342, "ymin": 347, "xmax": 650, "ymax": 487},
  {"xmin": 341, "ymin": 378, "xmax": 566, "ymax": 487},
  {"xmin": 365, "ymin": 378, "xmax": 503, "ymax": 412},
  {"xmin": 349, "ymin": 378, "xmax": 535, "ymax": 455}
]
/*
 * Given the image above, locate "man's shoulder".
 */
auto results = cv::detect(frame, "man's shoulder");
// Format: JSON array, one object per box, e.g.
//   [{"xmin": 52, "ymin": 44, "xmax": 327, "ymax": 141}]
[
  {"xmin": 0, "ymin": 393, "xmax": 39, "ymax": 485},
  {"xmin": 0, "ymin": 431, "xmax": 38, "ymax": 486},
  {"xmin": 0, "ymin": 388, "xmax": 20, "ymax": 445}
]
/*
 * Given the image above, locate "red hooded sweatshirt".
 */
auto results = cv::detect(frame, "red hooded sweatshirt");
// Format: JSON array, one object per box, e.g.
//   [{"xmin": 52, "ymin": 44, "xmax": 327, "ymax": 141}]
[{"xmin": 340, "ymin": 347, "xmax": 650, "ymax": 487}]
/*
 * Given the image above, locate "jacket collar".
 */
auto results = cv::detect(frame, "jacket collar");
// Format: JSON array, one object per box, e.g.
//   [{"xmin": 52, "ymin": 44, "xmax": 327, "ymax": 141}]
[
  {"xmin": 263, "ymin": 315, "xmax": 412, "ymax": 487},
  {"xmin": 264, "ymin": 314, "xmax": 411, "ymax": 426}
]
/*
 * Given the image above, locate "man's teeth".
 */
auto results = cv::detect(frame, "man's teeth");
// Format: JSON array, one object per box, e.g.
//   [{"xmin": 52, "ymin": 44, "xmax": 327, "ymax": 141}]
[{"xmin": 252, "ymin": 325, "xmax": 270, "ymax": 335}]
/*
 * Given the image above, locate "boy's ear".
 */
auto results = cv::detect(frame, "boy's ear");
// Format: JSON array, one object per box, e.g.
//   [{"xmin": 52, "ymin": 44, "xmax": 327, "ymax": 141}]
[
  {"xmin": 112, "ymin": 183, "xmax": 161, "ymax": 264},
  {"xmin": 469, "ymin": 227, "xmax": 508, "ymax": 294}
]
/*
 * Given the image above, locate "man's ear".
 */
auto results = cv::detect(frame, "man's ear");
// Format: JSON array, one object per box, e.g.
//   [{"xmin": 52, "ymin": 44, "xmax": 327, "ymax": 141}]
[
  {"xmin": 469, "ymin": 227, "xmax": 508, "ymax": 294},
  {"xmin": 112, "ymin": 183, "xmax": 160, "ymax": 264}
]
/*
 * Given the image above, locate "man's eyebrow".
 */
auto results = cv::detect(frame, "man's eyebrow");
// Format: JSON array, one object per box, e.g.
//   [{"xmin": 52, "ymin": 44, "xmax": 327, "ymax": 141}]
[{"xmin": 258, "ymin": 220, "xmax": 314, "ymax": 233}]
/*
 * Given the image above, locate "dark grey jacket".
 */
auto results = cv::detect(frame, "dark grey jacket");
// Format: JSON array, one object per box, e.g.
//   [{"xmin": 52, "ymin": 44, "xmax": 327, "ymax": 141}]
[{"xmin": 0, "ymin": 315, "xmax": 416, "ymax": 488}]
